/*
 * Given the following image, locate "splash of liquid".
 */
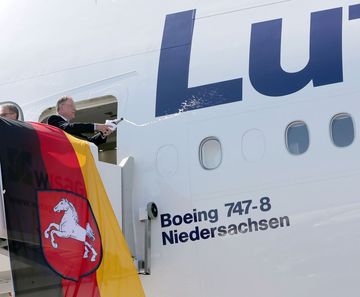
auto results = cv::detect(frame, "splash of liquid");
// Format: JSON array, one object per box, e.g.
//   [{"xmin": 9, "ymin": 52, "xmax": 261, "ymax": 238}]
[
  {"xmin": 121, "ymin": 97, "xmax": 205, "ymax": 127},
  {"xmin": 122, "ymin": 113, "xmax": 181, "ymax": 127},
  {"xmin": 178, "ymin": 97, "xmax": 203, "ymax": 113}
]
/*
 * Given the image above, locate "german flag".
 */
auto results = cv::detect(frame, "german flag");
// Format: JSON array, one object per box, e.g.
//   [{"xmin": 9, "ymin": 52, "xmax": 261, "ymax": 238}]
[{"xmin": 0, "ymin": 118, "xmax": 145, "ymax": 297}]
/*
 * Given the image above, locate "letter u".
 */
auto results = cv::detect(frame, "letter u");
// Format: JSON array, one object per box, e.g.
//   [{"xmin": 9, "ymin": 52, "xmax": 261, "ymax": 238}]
[{"xmin": 249, "ymin": 7, "xmax": 343, "ymax": 96}]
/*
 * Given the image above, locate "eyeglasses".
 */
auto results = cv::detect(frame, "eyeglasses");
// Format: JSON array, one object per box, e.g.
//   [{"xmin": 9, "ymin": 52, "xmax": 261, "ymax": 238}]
[{"xmin": 0, "ymin": 112, "xmax": 15, "ymax": 117}]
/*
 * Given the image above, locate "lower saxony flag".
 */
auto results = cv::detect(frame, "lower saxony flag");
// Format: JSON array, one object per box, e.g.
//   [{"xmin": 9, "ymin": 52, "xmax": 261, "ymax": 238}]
[{"xmin": 0, "ymin": 117, "xmax": 145, "ymax": 297}]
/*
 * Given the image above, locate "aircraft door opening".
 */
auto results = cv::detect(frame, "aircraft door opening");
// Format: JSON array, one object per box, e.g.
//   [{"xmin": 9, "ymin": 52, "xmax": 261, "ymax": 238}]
[{"xmin": 39, "ymin": 95, "xmax": 118, "ymax": 164}]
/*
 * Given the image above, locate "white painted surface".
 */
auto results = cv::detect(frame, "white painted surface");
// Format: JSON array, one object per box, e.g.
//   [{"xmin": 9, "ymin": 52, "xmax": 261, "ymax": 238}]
[
  {"xmin": 0, "ymin": 260, "xmax": 12, "ymax": 295},
  {"xmin": 0, "ymin": 1, "xmax": 359, "ymax": 297},
  {"xmin": 0, "ymin": 164, "xmax": 6, "ymax": 239},
  {"xmin": 90, "ymin": 144, "xmax": 122, "ymax": 226},
  {"xmin": 0, "ymin": 256, "xmax": 9, "ymax": 274}
]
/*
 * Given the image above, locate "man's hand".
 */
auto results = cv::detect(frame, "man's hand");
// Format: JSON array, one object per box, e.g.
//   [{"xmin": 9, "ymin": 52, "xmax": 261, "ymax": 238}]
[
  {"xmin": 105, "ymin": 120, "xmax": 118, "ymax": 131},
  {"xmin": 95, "ymin": 124, "xmax": 113, "ymax": 136}
]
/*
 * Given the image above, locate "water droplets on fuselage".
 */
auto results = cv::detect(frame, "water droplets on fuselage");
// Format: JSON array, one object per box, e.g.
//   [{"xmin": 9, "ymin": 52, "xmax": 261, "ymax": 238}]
[{"xmin": 122, "ymin": 97, "xmax": 204, "ymax": 127}]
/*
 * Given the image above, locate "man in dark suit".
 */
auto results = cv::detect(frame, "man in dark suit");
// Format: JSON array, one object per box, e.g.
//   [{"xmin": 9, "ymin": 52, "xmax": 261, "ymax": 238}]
[{"xmin": 47, "ymin": 96, "xmax": 113, "ymax": 146}]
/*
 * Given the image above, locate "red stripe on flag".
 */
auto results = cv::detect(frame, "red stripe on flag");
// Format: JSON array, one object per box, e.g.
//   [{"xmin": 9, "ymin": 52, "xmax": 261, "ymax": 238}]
[{"xmin": 31, "ymin": 123, "xmax": 101, "ymax": 297}]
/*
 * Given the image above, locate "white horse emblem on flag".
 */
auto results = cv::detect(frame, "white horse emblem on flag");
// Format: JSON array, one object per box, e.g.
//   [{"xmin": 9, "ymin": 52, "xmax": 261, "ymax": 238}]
[{"xmin": 44, "ymin": 198, "xmax": 98, "ymax": 262}]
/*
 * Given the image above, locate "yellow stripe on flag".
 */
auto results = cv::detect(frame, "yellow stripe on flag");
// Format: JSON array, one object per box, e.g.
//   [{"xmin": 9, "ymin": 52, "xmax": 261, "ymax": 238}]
[{"xmin": 65, "ymin": 134, "xmax": 145, "ymax": 297}]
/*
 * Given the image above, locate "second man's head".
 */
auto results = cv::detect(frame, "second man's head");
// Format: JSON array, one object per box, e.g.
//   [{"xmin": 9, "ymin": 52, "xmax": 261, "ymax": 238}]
[{"xmin": 0, "ymin": 104, "xmax": 19, "ymax": 120}]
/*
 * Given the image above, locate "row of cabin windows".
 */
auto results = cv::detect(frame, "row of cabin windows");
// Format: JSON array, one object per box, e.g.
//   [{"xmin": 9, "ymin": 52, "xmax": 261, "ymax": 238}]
[
  {"xmin": 286, "ymin": 113, "xmax": 354, "ymax": 155},
  {"xmin": 199, "ymin": 113, "xmax": 355, "ymax": 170}
]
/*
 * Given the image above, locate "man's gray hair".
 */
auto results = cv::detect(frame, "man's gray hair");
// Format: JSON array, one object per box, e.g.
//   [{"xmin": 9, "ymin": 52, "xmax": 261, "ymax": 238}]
[{"xmin": 56, "ymin": 96, "xmax": 72, "ymax": 112}]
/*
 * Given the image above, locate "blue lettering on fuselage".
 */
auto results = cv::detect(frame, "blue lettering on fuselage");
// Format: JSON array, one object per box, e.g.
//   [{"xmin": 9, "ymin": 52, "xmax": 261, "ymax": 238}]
[
  {"xmin": 349, "ymin": 3, "xmax": 360, "ymax": 20},
  {"xmin": 249, "ymin": 8, "xmax": 343, "ymax": 96},
  {"xmin": 155, "ymin": 10, "xmax": 243, "ymax": 117},
  {"xmin": 156, "ymin": 5, "xmax": 358, "ymax": 117}
]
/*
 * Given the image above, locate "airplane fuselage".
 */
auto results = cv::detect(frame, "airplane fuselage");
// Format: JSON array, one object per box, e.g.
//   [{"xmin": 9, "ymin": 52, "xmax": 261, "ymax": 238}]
[{"xmin": 1, "ymin": 1, "xmax": 360, "ymax": 296}]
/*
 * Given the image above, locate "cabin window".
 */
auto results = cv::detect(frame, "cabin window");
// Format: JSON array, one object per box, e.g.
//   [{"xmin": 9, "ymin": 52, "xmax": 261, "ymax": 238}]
[
  {"xmin": 286, "ymin": 121, "xmax": 309, "ymax": 155},
  {"xmin": 330, "ymin": 113, "xmax": 354, "ymax": 147},
  {"xmin": 199, "ymin": 137, "xmax": 222, "ymax": 170}
]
